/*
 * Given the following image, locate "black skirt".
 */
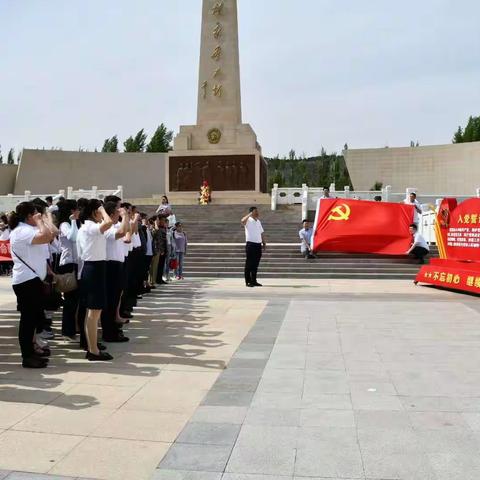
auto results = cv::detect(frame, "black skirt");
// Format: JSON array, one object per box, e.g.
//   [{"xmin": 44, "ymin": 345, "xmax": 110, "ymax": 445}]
[{"xmin": 80, "ymin": 261, "xmax": 107, "ymax": 310}]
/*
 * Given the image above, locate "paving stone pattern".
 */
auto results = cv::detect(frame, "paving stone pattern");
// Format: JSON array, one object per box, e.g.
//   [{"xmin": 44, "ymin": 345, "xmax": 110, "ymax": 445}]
[{"xmin": 155, "ymin": 291, "xmax": 480, "ymax": 480}]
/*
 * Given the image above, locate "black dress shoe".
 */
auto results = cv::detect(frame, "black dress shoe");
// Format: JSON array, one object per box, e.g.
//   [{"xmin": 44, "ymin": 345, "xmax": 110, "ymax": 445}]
[
  {"xmin": 246, "ymin": 284, "xmax": 254, "ymax": 288},
  {"xmin": 120, "ymin": 312, "xmax": 133, "ymax": 319},
  {"xmin": 97, "ymin": 343, "xmax": 107, "ymax": 351},
  {"xmin": 86, "ymin": 351, "xmax": 113, "ymax": 361},
  {"xmin": 252, "ymin": 282, "xmax": 263, "ymax": 287},
  {"xmin": 22, "ymin": 356, "xmax": 48, "ymax": 369}
]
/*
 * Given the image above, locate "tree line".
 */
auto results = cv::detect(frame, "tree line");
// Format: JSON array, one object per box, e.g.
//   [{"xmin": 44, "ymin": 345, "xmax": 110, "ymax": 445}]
[
  {"xmin": 0, "ymin": 123, "xmax": 174, "ymax": 164},
  {"xmin": 453, "ymin": 115, "xmax": 480, "ymax": 143},
  {"xmin": 266, "ymin": 148, "xmax": 352, "ymax": 190},
  {"xmin": 102, "ymin": 123, "xmax": 173, "ymax": 153}
]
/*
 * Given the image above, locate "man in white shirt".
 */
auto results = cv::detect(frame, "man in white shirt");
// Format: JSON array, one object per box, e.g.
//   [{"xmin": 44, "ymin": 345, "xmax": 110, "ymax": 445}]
[
  {"xmin": 406, "ymin": 223, "xmax": 429, "ymax": 264},
  {"xmin": 299, "ymin": 220, "xmax": 315, "ymax": 259},
  {"xmin": 241, "ymin": 207, "xmax": 266, "ymax": 287},
  {"xmin": 403, "ymin": 192, "xmax": 423, "ymax": 225}
]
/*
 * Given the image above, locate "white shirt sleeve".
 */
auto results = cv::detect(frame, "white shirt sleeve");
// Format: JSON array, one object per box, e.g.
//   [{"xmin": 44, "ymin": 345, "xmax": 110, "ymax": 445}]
[{"xmin": 17, "ymin": 227, "xmax": 36, "ymax": 246}]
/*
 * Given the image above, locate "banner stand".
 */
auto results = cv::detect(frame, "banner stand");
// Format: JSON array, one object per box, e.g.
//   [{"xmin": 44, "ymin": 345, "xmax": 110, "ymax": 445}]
[
  {"xmin": 415, "ymin": 197, "xmax": 480, "ymax": 295},
  {"xmin": 415, "ymin": 258, "xmax": 480, "ymax": 295}
]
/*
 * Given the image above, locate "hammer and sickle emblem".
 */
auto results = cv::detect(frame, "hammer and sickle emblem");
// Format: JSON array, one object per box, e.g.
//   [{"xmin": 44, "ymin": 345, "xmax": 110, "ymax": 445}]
[{"xmin": 328, "ymin": 203, "xmax": 351, "ymax": 221}]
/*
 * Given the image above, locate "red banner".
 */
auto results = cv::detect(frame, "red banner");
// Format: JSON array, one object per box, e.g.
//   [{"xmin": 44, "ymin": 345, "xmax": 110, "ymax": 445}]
[
  {"xmin": 416, "ymin": 198, "xmax": 480, "ymax": 295},
  {"xmin": 416, "ymin": 259, "xmax": 480, "ymax": 294},
  {"xmin": 312, "ymin": 199, "xmax": 414, "ymax": 255},
  {"xmin": 0, "ymin": 240, "xmax": 12, "ymax": 262},
  {"xmin": 435, "ymin": 198, "xmax": 480, "ymax": 261}
]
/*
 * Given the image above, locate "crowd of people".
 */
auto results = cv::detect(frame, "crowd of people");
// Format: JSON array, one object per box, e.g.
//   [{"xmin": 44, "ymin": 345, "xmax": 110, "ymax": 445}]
[{"xmin": 2, "ymin": 194, "xmax": 187, "ymax": 368}]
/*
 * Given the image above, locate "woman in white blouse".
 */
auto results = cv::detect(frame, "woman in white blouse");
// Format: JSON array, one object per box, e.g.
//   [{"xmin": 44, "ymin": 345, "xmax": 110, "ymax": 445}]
[
  {"xmin": 9, "ymin": 202, "xmax": 54, "ymax": 368},
  {"xmin": 77, "ymin": 199, "xmax": 113, "ymax": 361},
  {"xmin": 57, "ymin": 200, "xmax": 80, "ymax": 339}
]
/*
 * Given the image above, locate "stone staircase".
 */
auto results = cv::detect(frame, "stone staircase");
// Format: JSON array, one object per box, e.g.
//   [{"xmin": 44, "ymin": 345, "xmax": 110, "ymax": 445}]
[{"xmin": 141, "ymin": 204, "xmax": 436, "ymax": 279}]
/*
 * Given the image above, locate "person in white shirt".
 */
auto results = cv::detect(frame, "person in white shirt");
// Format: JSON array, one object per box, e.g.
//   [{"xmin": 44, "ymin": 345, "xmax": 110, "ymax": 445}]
[
  {"xmin": 101, "ymin": 202, "xmax": 130, "ymax": 343},
  {"xmin": 77, "ymin": 199, "xmax": 113, "ymax": 361},
  {"xmin": 403, "ymin": 192, "xmax": 423, "ymax": 225},
  {"xmin": 299, "ymin": 220, "xmax": 315, "ymax": 259},
  {"xmin": 9, "ymin": 202, "xmax": 54, "ymax": 368},
  {"xmin": 406, "ymin": 223, "xmax": 430, "ymax": 264},
  {"xmin": 57, "ymin": 200, "xmax": 80, "ymax": 339},
  {"xmin": 45, "ymin": 196, "xmax": 59, "ymax": 214},
  {"xmin": 241, "ymin": 207, "xmax": 266, "ymax": 287}
]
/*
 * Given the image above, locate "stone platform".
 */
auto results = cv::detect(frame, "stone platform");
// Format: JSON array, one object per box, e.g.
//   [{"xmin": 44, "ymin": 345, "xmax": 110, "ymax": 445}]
[{"xmin": 1, "ymin": 277, "xmax": 480, "ymax": 479}]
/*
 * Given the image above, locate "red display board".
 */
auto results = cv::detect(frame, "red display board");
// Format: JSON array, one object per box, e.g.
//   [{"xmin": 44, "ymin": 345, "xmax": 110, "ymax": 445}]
[
  {"xmin": 312, "ymin": 199, "xmax": 414, "ymax": 255},
  {"xmin": 416, "ymin": 198, "xmax": 480, "ymax": 294},
  {"xmin": 0, "ymin": 240, "xmax": 11, "ymax": 262}
]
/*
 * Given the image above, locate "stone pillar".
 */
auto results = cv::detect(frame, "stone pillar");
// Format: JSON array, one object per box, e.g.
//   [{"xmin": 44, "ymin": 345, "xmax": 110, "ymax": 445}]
[{"xmin": 197, "ymin": 0, "xmax": 242, "ymax": 125}]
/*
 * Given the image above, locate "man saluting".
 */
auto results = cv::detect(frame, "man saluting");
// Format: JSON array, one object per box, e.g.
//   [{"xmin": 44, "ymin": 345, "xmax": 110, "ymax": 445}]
[{"xmin": 241, "ymin": 207, "xmax": 266, "ymax": 288}]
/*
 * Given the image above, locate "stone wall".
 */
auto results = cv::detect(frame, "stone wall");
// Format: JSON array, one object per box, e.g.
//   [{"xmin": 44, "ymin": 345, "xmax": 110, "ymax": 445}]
[
  {"xmin": 0, "ymin": 165, "xmax": 18, "ymax": 194},
  {"xmin": 15, "ymin": 149, "xmax": 168, "ymax": 198},
  {"xmin": 345, "ymin": 141, "xmax": 480, "ymax": 195}
]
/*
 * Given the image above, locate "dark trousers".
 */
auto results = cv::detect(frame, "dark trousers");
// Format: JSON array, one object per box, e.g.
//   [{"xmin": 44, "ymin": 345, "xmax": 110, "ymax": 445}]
[
  {"xmin": 245, "ymin": 242, "xmax": 262, "ymax": 285},
  {"xmin": 13, "ymin": 277, "xmax": 45, "ymax": 358},
  {"xmin": 121, "ymin": 250, "xmax": 137, "ymax": 312},
  {"xmin": 144, "ymin": 255, "xmax": 152, "ymax": 283},
  {"xmin": 77, "ymin": 282, "xmax": 87, "ymax": 348},
  {"xmin": 134, "ymin": 250, "xmax": 146, "ymax": 294},
  {"xmin": 156, "ymin": 254, "xmax": 167, "ymax": 283},
  {"xmin": 101, "ymin": 261, "xmax": 124, "ymax": 340},
  {"xmin": 57, "ymin": 263, "xmax": 79, "ymax": 337},
  {"xmin": 411, "ymin": 246, "xmax": 429, "ymax": 263}
]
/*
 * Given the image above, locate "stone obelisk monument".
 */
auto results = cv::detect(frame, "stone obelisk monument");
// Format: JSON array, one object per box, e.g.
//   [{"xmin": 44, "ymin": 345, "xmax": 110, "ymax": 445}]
[{"xmin": 169, "ymin": 0, "xmax": 265, "ymax": 194}]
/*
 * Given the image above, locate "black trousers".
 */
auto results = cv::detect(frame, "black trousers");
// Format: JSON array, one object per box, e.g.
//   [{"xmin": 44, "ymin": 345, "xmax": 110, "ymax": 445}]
[
  {"xmin": 156, "ymin": 254, "xmax": 167, "ymax": 283},
  {"xmin": 13, "ymin": 277, "xmax": 45, "ymax": 358},
  {"xmin": 101, "ymin": 261, "xmax": 124, "ymax": 340},
  {"xmin": 144, "ymin": 255, "xmax": 152, "ymax": 283},
  {"xmin": 57, "ymin": 263, "xmax": 79, "ymax": 337},
  {"xmin": 411, "ymin": 246, "xmax": 429, "ymax": 262},
  {"xmin": 245, "ymin": 242, "xmax": 262, "ymax": 285},
  {"xmin": 121, "ymin": 250, "xmax": 138, "ymax": 311}
]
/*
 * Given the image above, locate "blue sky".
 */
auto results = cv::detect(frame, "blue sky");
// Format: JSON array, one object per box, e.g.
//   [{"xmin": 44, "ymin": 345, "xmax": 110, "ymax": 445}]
[{"xmin": 0, "ymin": 0, "xmax": 479, "ymax": 158}]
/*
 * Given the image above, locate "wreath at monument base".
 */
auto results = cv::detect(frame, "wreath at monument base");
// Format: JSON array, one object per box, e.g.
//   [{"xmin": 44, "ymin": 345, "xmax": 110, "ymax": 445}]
[{"xmin": 199, "ymin": 180, "xmax": 212, "ymax": 205}]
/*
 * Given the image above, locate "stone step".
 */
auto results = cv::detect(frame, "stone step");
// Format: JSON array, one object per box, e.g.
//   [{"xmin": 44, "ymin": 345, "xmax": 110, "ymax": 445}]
[
  {"xmin": 183, "ymin": 271, "xmax": 419, "ymax": 279},
  {"xmin": 184, "ymin": 259, "xmax": 425, "ymax": 266}
]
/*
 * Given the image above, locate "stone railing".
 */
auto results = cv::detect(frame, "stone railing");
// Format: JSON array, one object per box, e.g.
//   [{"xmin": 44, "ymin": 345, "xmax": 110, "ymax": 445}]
[{"xmin": 0, "ymin": 185, "xmax": 123, "ymax": 213}]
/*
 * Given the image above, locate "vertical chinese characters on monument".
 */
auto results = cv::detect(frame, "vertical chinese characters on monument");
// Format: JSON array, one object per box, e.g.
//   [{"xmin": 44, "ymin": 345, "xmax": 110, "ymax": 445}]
[{"xmin": 202, "ymin": 1, "xmax": 225, "ymax": 103}]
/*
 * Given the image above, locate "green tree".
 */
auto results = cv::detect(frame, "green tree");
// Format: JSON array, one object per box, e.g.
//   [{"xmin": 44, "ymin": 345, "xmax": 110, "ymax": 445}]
[
  {"xmin": 453, "ymin": 126, "xmax": 463, "ymax": 143},
  {"xmin": 453, "ymin": 116, "xmax": 480, "ymax": 143},
  {"xmin": 124, "ymin": 129, "xmax": 147, "ymax": 152},
  {"xmin": 288, "ymin": 149, "xmax": 296, "ymax": 161},
  {"xmin": 7, "ymin": 148, "xmax": 14, "ymax": 164},
  {"xmin": 102, "ymin": 135, "xmax": 119, "ymax": 152},
  {"xmin": 146, "ymin": 124, "xmax": 174, "ymax": 152},
  {"xmin": 0, "ymin": 145, "xmax": 3, "ymax": 164}
]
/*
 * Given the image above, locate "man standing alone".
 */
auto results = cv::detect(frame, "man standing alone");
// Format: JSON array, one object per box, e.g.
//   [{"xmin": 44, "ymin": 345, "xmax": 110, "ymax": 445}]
[{"xmin": 241, "ymin": 207, "xmax": 266, "ymax": 287}]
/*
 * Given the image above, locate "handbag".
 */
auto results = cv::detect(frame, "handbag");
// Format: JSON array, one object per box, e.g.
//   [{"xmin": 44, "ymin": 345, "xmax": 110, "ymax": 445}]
[
  {"xmin": 13, "ymin": 249, "xmax": 76, "ymax": 294},
  {"xmin": 169, "ymin": 258, "xmax": 178, "ymax": 269},
  {"xmin": 53, "ymin": 271, "xmax": 78, "ymax": 293}
]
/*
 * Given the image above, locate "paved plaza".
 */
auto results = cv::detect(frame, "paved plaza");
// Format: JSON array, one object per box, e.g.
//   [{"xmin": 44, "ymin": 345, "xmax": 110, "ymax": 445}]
[{"xmin": 0, "ymin": 277, "xmax": 480, "ymax": 480}]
